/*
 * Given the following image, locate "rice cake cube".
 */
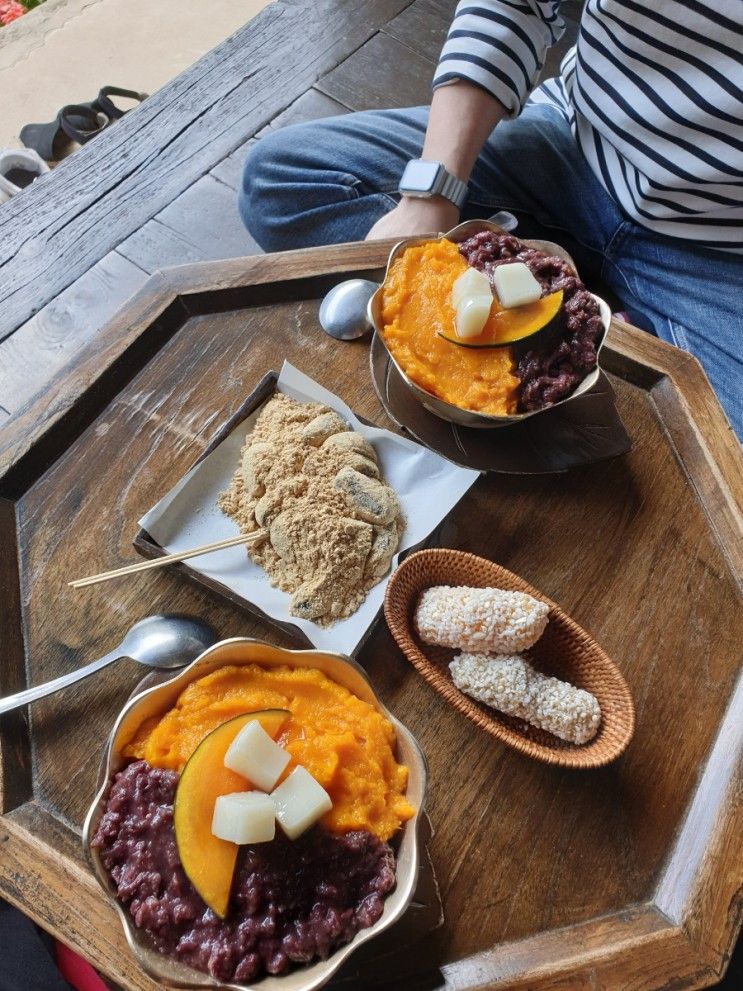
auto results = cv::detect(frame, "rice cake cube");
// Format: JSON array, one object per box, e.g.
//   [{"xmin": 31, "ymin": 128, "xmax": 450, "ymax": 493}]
[
  {"xmin": 211, "ymin": 792, "xmax": 276, "ymax": 844},
  {"xmin": 270, "ymin": 766, "xmax": 332, "ymax": 840},
  {"xmin": 493, "ymin": 261, "xmax": 542, "ymax": 308},
  {"xmin": 224, "ymin": 720, "xmax": 290, "ymax": 791}
]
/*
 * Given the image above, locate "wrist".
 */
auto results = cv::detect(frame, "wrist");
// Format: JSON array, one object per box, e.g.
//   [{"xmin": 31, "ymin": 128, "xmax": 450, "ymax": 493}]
[
  {"xmin": 397, "ymin": 195, "xmax": 459, "ymax": 222},
  {"xmin": 398, "ymin": 158, "xmax": 468, "ymax": 211}
]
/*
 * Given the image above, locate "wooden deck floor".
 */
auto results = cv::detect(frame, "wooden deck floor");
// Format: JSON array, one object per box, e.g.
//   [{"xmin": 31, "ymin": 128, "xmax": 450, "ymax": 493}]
[{"xmin": 0, "ymin": 0, "xmax": 584, "ymax": 428}]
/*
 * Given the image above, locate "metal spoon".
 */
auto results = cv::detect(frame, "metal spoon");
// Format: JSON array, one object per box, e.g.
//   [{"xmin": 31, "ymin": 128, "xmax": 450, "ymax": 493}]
[
  {"xmin": 318, "ymin": 278, "xmax": 379, "ymax": 340},
  {"xmin": 0, "ymin": 614, "xmax": 217, "ymax": 715}
]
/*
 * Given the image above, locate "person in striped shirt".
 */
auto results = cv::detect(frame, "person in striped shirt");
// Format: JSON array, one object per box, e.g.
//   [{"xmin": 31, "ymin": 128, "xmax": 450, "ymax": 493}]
[{"xmin": 239, "ymin": 1, "xmax": 742, "ymax": 436}]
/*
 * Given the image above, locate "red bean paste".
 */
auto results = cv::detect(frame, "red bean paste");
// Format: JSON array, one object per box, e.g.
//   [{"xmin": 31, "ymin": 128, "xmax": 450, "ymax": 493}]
[
  {"xmin": 458, "ymin": 231, "xmax": 604, "ymax": 411},
  {"xmin": 91, "ymin": 761, "xmax": 396, "ymax": 983}
]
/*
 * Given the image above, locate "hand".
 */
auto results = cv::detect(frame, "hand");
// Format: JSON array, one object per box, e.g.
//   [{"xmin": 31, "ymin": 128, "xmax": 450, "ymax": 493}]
[{"xmin": 366, "ymin": 196, "xmax": 460, "ymax": 241}]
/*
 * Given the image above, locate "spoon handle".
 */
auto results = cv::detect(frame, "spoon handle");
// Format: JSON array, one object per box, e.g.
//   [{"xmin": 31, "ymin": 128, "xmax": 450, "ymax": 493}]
[{"xmin": 0, "ymin": 649, "xmax": 121, "ymax": 715}]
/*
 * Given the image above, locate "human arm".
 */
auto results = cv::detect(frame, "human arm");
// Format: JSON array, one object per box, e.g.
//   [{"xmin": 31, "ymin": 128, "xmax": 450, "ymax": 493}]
[
  {"xmin": 366, "ymin": 81, "xmax": 508, "ymax": 239},
  {"xmin": 366, "ymin": 1, "xmax": 565, "ymax": 240}
]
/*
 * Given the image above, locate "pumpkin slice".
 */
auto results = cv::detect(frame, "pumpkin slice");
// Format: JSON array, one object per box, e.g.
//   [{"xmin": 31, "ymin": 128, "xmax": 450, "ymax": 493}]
[
  {"xmin": 439, "ymin": 289, "xmax": 563, "ymax": 348},
  {"xmin": 173, "ymin": 709, "xmax": 290, "ymax": 918}
]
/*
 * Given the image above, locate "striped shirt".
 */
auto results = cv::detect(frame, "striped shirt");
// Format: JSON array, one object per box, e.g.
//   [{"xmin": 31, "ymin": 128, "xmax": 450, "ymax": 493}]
[{"xmin": 433, "ymin": 1, "xmax": 743, "ymax": 251}]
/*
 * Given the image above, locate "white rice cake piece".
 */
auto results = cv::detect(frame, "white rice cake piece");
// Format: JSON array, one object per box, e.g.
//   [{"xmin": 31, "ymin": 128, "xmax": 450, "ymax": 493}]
[
  {"xmin": 270, "ymin": 766, "xmax": 332, "ymax": 840},
  {"xmin": 493, "ymin": 262, "xmax": 542, "ymax": 308},
  {"xmin": 224, "ymin": 720, "xmax": 291, "ymax": 791},
  {"xmin": 212, "ymin": 792, "xmax": 276, "ymax": 844}
]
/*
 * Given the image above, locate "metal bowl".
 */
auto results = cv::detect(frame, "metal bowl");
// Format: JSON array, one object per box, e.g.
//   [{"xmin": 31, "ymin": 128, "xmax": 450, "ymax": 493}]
[
  {"xmin": 367, "ymin": 219, "xmax": 611, "ymax": 429},
  {"xmin": 83, "ymin": 638, "xmax": 427, "ymax": 991}
]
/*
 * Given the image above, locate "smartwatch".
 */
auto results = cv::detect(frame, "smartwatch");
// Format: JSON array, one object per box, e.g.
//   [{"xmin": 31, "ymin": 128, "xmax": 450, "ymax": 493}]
[{"xmin": 398, "ymin": 159, "xmax": 469, "ymax": 210}]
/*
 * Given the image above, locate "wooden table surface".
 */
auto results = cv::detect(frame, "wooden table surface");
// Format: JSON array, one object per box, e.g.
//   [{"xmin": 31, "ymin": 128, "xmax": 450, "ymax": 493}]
[
  {"xmin": 0, "ymin": 0, "xmax": 741, "ymax": 987},
  {"xmin": 0, "ymin": 240, "xmax": 741, "ymax": 991}
]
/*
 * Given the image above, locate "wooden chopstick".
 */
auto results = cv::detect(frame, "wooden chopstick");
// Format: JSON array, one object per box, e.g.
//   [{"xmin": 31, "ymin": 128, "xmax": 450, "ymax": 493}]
[{"xmin": 69, "ymin": 532, "xmax": 266, "ymax": 589}]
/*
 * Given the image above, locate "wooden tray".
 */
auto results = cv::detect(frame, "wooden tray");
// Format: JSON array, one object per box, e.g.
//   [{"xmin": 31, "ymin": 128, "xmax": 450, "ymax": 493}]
[{"xmin": 0, "ymin": 241, "xmax": 741, "ymax": 991}]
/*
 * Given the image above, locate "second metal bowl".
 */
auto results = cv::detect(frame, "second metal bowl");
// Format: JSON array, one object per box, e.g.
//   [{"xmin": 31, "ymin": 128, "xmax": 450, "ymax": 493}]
[{"xmin": 368, "ymin": 219, "xmax": 610, "ymax": 430}]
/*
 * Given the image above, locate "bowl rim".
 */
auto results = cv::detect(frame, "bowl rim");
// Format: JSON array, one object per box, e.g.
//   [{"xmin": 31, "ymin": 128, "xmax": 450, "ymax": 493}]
[
  {"xmin": 83, "ymin": 637, "xmax": 428, "ymax": 991},
  {"xmin": 367, "ymin": 218, "xmax": 611, "ymax": 428},
  {"xmin": 383, "ymin": 548, "xmax": 636, "ymax": 770}
]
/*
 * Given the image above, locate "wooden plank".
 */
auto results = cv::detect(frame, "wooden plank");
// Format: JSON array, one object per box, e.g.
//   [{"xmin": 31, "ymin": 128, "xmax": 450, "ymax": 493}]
[
  {"xmin": 316, "ymin": 31, "xmax": 437, "ymax": 111},
  {"xmin": 210, "ymin": 138, "xmax": 257, "ymax": 191},
  {"xmin": 0, "ymin": 251, "xmax": 148, "ymax": 417},
  {"xmin": 0, "ymin": 242, "xmax": 395, "ymax": 480},
  {"xmin": 655, "ymin": 672, "xmax": 743, "ymax": 964},
  {"xmin": 118, "ymin": 176, "xmax": 260, "ymax": 274},
  {"xmin": 0, "ymin": 0, "xmax": 414, "ymax": 341},
  {"xmin": 0, "ymin": 499, "xmax": 32, "ymax": 812},
  {"xmin": 118, "ymin": 218, "xmax": 230, "ymax": 274},
  {"xmin": 383, "ymin": 0, "xmax": 456, "ymax": 64},
  {"xmin": 257, "ymin": 87, "xmax": 351, "ymax": 137},
  {"xmin": 605, "ymin": 321, "xmax": 743, "ymax": 584}
]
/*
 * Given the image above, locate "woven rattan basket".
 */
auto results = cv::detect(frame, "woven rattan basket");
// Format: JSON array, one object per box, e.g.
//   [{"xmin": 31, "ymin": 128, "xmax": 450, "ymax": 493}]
[{"xmin": 384, "ymin": 549, "xmax": 635, "ymax": 769}]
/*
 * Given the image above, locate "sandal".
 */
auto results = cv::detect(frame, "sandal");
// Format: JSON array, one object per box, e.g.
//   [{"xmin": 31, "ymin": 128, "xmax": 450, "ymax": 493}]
[
  {"xmin": 95, "ymin": 86, "xmax": 148, "ymax": 119},
  {"xmin": 21, "ymin": 104, "xmax": 108, "ymax": 162},
  {"xmin": 0, "ymin": 148, "xmax": 50, "ymax": 204},
  {"xmin": 20, "ymin": 87, "xmax": 147, "ymax": 163}
]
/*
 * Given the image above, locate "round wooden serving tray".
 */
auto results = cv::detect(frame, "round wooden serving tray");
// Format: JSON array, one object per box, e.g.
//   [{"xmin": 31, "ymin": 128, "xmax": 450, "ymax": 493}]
[{"xmin": 384, "ymin": 549, "xmax": 635, "ymax": 769}]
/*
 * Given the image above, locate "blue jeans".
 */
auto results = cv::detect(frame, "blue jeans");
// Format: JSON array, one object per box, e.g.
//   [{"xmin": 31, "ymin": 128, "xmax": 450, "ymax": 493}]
[{"xmin": 239, "ymin": 103, "xmax": 742, "ymax": 437}]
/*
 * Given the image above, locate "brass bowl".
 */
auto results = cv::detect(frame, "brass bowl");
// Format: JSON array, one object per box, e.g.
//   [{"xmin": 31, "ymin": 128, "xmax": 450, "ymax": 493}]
[
  {"xmin": 83, "ymin": 638, "xmax": 427, "ymax": 991},
  {"xmin": 367, "ymin": 219, "xmax": 611, "ymax": 429}
]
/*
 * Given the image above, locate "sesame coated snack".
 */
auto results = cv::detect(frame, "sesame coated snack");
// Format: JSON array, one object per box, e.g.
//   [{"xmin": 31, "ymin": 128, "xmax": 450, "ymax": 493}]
[
  {"xmin": 414, "ymin": 585, "xmax": 549, "ymax": 654},
  {"xmin": 414, "ymin": 583, "xmax": 602, "ymax": 746},
  {"xmin": 449, "ymin": 653, "xmax": 601, "ymax": 745}
]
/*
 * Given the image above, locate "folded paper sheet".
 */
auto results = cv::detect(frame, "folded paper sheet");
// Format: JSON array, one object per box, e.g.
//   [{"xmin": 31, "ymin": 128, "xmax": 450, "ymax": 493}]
[{"xmin": 139, "ymin": 362, "xmax": 479, "ymax": 655}]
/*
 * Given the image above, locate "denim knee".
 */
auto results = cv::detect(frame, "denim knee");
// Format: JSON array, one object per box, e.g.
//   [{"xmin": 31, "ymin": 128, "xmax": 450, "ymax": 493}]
[
  {"xmin": 239, "ymin": 131, "xmax": 296, "ymax": 252},
  {"xmin": 238, "ymin": 118, "xmax": 402, "ymax": 251},
  {"xmin": 239, "ymin": 124, "xmax": 362, "ymax": 251}
]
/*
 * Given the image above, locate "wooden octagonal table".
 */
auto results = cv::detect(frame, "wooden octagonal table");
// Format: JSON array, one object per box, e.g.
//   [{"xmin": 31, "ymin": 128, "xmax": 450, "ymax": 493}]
[{"xmin": 0, "ymin": 241, "xmax": 740, "ymax": 991}]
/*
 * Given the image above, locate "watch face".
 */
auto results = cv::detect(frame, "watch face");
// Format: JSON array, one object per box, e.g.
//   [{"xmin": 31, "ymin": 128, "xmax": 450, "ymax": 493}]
[{"xmin": 400, "ymin": 160, "xmax": 441, "ymax": 193}]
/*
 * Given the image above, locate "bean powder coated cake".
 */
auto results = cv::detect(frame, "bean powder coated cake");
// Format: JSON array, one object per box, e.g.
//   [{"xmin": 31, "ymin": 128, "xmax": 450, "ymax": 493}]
[{"xmin": 219, "ymin": 394, "xmax": 403, "ymax": 625}]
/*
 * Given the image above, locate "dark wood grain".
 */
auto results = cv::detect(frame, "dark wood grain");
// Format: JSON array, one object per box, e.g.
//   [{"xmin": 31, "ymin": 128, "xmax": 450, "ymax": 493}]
[
  {"xmin": 316, "ymin": 31, "xmax": 437, "ymax": 110},
  {"xmin": 0, "ymin": 0, "xmax": 413, "ymax": 340},
  {"xmin": 0, "ymin": 251, "xmax": 148, "ymax": 417},
  {"xmin": 0, "ymin": 242, "xmax": 395, "ymax": 481},
  {"xmin": 383, "ymin": 0, "xmax": 456, "ymax": 64},
  {"xmin": 0, "ymin": 242, "xmax": 740, "ymax": 991},
  {"xmin": 0, "ymin": 498, "xmax": 32, "ymax": 812}
]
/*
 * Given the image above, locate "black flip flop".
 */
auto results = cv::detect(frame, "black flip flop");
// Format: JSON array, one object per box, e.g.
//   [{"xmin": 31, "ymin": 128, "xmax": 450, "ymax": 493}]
[{"xmin": 21, "ymin": 105, "xmax": 110, "ymax": 162}]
